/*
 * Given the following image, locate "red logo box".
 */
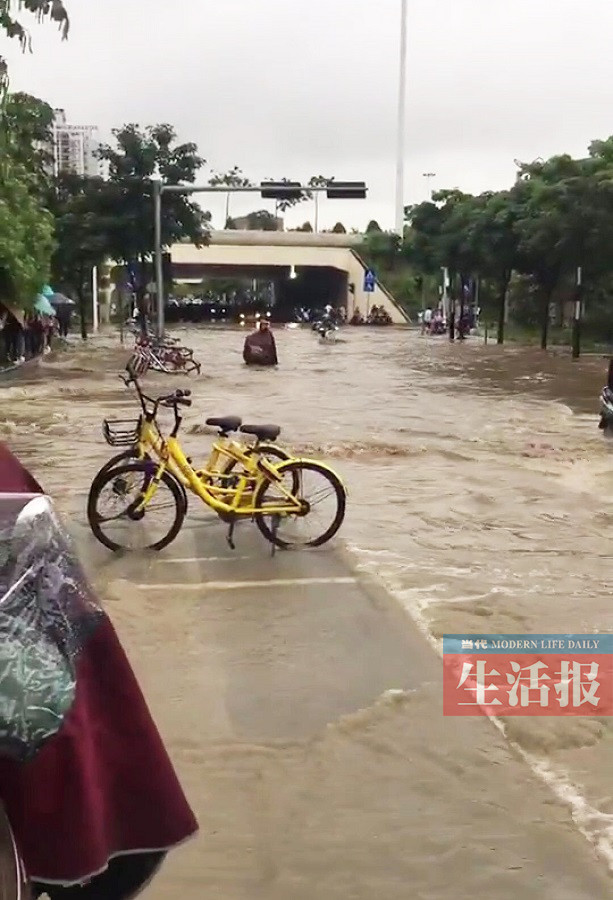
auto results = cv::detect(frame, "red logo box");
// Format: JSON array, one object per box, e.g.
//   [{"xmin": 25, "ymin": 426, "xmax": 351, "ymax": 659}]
[{"xmin": 444, "ymin": 653, "xmax": 613, "ymax": 716}]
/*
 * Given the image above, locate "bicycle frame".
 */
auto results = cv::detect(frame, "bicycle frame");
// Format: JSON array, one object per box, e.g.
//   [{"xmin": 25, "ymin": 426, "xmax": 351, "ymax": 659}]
[
  {"xmin": 138, "ymin": 435, "xmax": 303, "ymax": 517},
  {"xmin": 133, "ymin": 418, "xmax": 272, "ymax": 497}
]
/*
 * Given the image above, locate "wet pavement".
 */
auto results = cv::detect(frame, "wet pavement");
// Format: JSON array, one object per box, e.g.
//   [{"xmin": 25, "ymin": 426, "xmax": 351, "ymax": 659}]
[{"xmin": 1, "ymin": 325, "xmax": 612, "ymax": 895}]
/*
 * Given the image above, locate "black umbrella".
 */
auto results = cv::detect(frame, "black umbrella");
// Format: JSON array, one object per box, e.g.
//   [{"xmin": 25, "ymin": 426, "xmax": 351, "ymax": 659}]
[{"xmin": 49, "ymin": 293, "xmax": 76, "ymax": 308}]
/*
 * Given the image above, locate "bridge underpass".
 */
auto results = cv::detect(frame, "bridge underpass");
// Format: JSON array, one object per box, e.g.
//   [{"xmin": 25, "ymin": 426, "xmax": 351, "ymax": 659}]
[
  {"xmin": 171, "ymin": 262, "xmax": 347, "ymax": 320},
  {"xmin": 168, "ymin": 233, "xmax": 409, "ymax": 324},
  {"xmin": 106, "ymin": 232, "xmax": 409, "ymax": 325}
]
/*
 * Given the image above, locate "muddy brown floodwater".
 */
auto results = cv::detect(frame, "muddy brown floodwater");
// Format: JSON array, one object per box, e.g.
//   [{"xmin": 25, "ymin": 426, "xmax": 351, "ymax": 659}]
[{"xmin": 1, "ymin": 325, "xmax": 612, "ymax": 896}]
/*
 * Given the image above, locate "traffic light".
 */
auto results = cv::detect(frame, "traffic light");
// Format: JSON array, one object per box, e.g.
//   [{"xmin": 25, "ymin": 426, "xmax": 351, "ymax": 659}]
[
  {"xmin": 260, "ymin": 181, "xmax": 304, "ymax": 201},
  {"xmin": 326, "ymin": 182, "xmax": 367, "ymax": 200}
]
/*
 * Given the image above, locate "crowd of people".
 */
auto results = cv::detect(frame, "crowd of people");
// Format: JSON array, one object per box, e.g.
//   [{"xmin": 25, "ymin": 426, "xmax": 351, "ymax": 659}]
[
  {"xmin": 0, "ymin": 305, "xmax": 73, "ymax": 367},
  {"xmin": 419, "ymin": 305, "xmax": 479, "ymax": 337},
  {"xmin": 349, "ymin": 305, "xmax": 393, "ymax": 326}
]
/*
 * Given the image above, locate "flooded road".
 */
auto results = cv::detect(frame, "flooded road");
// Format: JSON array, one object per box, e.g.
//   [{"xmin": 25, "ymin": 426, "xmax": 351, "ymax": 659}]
[{"xmin": 1, "ymin": 325, "xmax": 612, "ymax": 895}]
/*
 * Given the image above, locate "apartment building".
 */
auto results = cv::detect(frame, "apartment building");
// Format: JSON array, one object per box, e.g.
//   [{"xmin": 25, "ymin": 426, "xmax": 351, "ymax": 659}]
[{"xmin": 52, "ymin": 109, "xmax": 102, "ymax": 178}]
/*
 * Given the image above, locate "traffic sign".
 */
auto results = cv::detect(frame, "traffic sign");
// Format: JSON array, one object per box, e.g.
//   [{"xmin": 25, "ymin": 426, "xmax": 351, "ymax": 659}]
[{"xmin": 364, "ymin": 269, "xmax": 376, "ymax": 293}]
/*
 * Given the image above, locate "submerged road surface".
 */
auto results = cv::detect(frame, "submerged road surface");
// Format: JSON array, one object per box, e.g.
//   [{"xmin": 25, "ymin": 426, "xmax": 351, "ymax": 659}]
[{"xmin": 1, "ymin": 325, "xmax": 612, "ymax": 897}]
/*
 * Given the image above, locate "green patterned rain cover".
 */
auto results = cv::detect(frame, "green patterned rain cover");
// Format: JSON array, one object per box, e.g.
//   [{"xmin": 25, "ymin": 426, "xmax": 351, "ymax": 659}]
[{"xmin": 0, "ymin": 494, "xmax": 103, "ymax": 761}]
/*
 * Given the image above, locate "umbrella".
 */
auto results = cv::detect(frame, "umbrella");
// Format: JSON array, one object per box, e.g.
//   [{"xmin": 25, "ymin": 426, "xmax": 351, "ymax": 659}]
[
  {"xmin": 49, "ymin": 293, "xmax": 76, "ymax": 308},
  {"xmin": 34, "ymin": 295, "xmax": 57, "ymax": 317},
  {"xmin": 1, "ymin": 304, "xmax": 25, "ymax": 326}
]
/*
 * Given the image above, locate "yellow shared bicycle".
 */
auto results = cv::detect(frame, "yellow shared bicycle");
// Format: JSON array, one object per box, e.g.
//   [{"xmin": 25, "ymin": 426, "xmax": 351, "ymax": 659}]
[
  {"xmin": 88, "ymin": 361, "xmax": 292, "ymax": 514},
  {"xmin": 87, "ymin": 368, "xmax": 346, "ymax": 554}
]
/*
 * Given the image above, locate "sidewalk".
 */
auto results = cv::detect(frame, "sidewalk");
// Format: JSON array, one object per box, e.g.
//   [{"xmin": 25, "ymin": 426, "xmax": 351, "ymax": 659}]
[{"xmin": 73, "ymin": 516, "xmax": 612, "ymax": 900}]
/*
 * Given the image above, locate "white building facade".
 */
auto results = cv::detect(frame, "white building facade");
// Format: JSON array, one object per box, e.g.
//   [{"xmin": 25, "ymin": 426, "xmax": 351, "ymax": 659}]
[{"xmin": 52, "ymin": 109, "xmax": 101, "ymax": 178}]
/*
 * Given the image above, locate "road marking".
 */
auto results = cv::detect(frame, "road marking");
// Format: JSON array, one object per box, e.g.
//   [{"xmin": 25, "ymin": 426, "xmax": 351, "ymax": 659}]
[
  {"xmin": 136, "ymin": 577, "xmax": 357, "ymax": 591},
  {"xmin": 156, "ymin": 556, "xmax": 253, "ymax": 564}
]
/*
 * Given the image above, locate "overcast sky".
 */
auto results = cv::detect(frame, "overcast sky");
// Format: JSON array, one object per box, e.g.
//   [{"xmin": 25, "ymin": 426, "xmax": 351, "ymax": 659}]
[{"xmin": 4, "ymin": 0, "xmax": 613, "ymax": 229}]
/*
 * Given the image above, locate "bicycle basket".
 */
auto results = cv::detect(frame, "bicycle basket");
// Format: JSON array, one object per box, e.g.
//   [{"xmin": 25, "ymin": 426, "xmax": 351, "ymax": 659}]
[{"xmin": 102, "ymin": 417, "xmax": 141, "ymax": 447}]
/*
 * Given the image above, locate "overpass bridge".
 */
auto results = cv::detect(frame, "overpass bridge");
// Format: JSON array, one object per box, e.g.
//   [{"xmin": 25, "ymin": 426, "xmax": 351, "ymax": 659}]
[{"xmin": 167, "ymin": 231, "xmax": 409, "ymax": 324}]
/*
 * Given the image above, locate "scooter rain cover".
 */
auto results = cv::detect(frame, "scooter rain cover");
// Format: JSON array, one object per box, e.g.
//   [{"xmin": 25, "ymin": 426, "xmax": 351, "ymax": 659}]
[{"xmin": 0, "ymin": 494, "xmax": 102, "ymax": 762}]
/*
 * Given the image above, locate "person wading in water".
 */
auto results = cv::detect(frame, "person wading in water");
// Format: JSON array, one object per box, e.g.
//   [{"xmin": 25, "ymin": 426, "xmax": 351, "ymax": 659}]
[{"xmin": 243, "ymin": 319, "xmax": 278, "ymax": 366}]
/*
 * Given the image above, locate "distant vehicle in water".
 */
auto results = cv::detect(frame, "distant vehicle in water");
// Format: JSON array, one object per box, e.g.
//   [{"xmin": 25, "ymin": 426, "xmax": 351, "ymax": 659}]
[{"xmin": 598, "ymin": 360, "xmax": 613, "ymax": 435}]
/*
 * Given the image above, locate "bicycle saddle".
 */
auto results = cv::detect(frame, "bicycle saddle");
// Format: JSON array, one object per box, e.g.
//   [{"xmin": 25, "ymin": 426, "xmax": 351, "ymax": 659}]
[
  {"xmin": 206, "ymin": 416, "xmax": 242, "ymax": 435},
  {"xmin": 240, "ymin": 424, "xmax": 281, "ymax": 442}
]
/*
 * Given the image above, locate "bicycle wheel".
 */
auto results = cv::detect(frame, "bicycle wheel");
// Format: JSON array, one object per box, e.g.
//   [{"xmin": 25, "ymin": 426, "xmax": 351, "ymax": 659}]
[
  {"xmin": 91, "ymin": 449, "xmax": 136, "ymax": 482},
  {"xmin": 253, "ymin": 460, "xmax": 346, "ymax": 549},
  {"xmin": 87, "ymin": 461, "xmax": 186, "ymax": 552},
  {"xmin": 87, "ymin": 451, "xmax": 190, "ymax": 513}
]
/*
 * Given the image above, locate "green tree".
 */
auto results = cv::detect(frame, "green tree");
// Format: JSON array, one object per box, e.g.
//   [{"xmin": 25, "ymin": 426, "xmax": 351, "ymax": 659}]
[
  {"xmin": 404, "ymin": 200, "xmax": 445, "ymax": 274},
  {"xmin": 0, "ymin": 159, "xmax": 55, "ymax": 309},
  {"xmin": 245, "ymin": 209, "xmax": 278, "ymax": 231},
  {"xmin": 0, "ymin": 90, "xmax": 55, "ymax": 310},
  {"xmin": 332, "ymin": 221, "xmax": 346, "ymax": 234},
  {"xmin": 209, "ymin": 165, "xmax": 252, "ymax": 227},
  {"xmin": 0, "ymin": 1, "xmax": 69, "ymax": 89},
  {"xmin": 268, "ymin": 176, "xmax": 308, "ymax": 215},
  {"xmin": 3, "ymin": 92, "xmax": 54, "ymax": 191},
  {"xmin": 97, "ymin": 123, "xmax": 210, "ymax": 308},
  {"xmin": 360, "ymin": 230, "xmax": 401, "ymax": 271},
  {"xmin": 49, "ymin": 173, "xmax": 110, "ymax": 339},
  {"xmin": 465, "ymin": 191, "xmax": 520, "ymax": 344},
  {"xmin": 512, "ymin": 156, "xmax": 589, "ymax": 349},
  {"xmin": 296, "ymin": 221, "xmax": 313, "ymax": 232},
  {"xmin": 366, "ymin": 219, "xmax": 382, "ymax": 233}
]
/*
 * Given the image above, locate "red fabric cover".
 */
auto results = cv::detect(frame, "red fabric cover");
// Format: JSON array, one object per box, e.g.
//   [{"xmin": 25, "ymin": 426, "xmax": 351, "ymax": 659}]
[
  {"xmin": 0, "ymin": 444, "xmax": 198, "ymax": 882},
  {"xmin": 0, "ymin": 443, "xmax": 43, "ymax": 494},
  {"xmin": 0, "ymin": 616, "xmax": 198, "ymax": 882}
]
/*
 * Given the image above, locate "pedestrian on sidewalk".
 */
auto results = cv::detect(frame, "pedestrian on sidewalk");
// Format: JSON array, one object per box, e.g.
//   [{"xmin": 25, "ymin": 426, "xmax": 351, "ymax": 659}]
[{"xmin": 2, "ymin": 311, "xmax": 24, "ymax": 363}]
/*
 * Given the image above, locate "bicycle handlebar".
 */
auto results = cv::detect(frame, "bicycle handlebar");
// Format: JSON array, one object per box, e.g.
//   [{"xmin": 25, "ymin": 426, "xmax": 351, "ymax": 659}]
[{"xmin": 119, "ymin": 369, "xmax": 192, "ymax": 437}]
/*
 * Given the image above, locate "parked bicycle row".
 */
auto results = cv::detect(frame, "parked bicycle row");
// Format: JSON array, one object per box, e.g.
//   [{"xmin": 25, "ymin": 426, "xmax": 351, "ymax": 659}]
[
  {"xmin": 126, "ymin": 321, "xmax": 203, "ymax": 375},
  {"xmin": 86, "ymin": 355, "xmax": 346, "ymax": 554}
]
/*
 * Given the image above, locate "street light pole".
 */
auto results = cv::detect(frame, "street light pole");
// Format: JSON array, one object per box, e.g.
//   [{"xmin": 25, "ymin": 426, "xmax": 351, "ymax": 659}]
[
  {"xmin": 422, "ymin": 172, "xmax": 436, "ymax": 200},
  {"xmin": 152, "ymin": 177, "xmax": 164, "ymax": 338},
  {"xmin": 395, "ymin": 0, "xmax": 408, "ymax": 236}
]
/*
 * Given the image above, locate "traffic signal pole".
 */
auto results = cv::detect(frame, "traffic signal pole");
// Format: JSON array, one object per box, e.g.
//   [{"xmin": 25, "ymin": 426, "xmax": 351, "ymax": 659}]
[{"xmin": 153, "ymin": 181, "xmax": 368, "ymax": 338}]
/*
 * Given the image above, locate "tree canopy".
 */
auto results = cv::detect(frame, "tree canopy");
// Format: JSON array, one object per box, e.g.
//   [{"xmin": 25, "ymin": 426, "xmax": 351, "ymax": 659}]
[
  {"xmin": 97, "ymin": 123, "xmax": 210, "ymax": 267},
  {"xmin": 245, "ymin": 210, "xmax": 278, "ymax": 231},
  {"xmin": 0, "ymin": 90, "xmax": 55, "ymax": 309},
  {"xmin": 0, "ymin": 159, "xmax": 55, "ymax": 307},
  {"xmin": 0, "ymin": 0, "xmax": 69, "ymax": 89},
  {"xmin": 3, "ymin": 92, "xmax": 54, "ymax": 190},
  {"xmin": 404, "ymin": 140, "xmax": 613, "ymax": 345}
]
